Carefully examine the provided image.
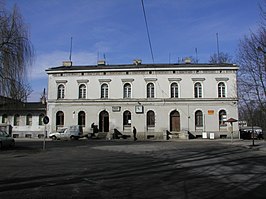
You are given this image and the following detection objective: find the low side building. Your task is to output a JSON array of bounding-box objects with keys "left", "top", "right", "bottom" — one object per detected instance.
[
  {"left": 46, "top": 61, "right": 239, "bottom": 140},
  {"left": 0, "top": 96, "right": 46, "bottom": 138}
]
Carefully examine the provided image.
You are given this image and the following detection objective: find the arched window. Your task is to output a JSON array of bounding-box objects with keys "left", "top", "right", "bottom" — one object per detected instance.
[
  {"left": 147, "top": 110, "right": 155, "bottom": 127},
  {"left": 57, "top": 84, "right": 65, "bottom": 99},
  {"left": 39, "top": 113, "right": 45, "bottom": 125},
  {"left": 219, "top": 110, "right": 227, "bottom": 126},
  {"left": 195, "top": 110, "right": 203, "bottom": 127},
  {"left": 171, "top": 82, "right": 178, "bottom": 98},
  {"left": 123, "top": 110, "right": 131, "bottom": 126},
  {"left": 147, "top": 83, "right": 154, "bottom": 98},
  {"left": 78, "top": 111, "right": 86, "bottom": 127},
  {"left": 101, "top": 83, "right": 108, "bottom": 98},
  {"left": 79, "top": 84, "right": 86, "bottom": 99},
  {"left": 2, "top": 114, "right": 7, "bottom": 123},
  {"left": 14, "top": 114, "right": 20, "bottom": 126},
  {"left": 56, "top": 111, "right": 64, "bottom": 126},
  {"left": 123, "top": 83, "right": 131, "bottom": 98},
  {"left": 26, "top": 114, "right": 32, "bottom": 126},
  {"left": 194, "top": 82, "right": 202, "bottom": 98},
  {"left": 218, "top": 82, "right": 226, "bottom": 98}
]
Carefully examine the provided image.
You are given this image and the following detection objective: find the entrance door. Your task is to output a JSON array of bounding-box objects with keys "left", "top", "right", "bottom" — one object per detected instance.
[
  {"left": 99, "top": 111, "right": 109, "bottom": 132},
  {"left": 170, "top": 110, "right": 180, "bottom": 131}
]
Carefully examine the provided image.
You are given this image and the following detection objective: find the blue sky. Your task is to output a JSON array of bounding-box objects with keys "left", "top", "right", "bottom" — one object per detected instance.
[{"left": 6, "top": 0, "right": 262, "bottom": 101}]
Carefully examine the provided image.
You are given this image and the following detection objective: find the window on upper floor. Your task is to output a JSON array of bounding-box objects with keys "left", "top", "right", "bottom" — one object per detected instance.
[
  {"left": 147, "top": 110, "right": 155, "bottom": 127},
  {"left": 14, "top": 114, "right": 20, "bottom": 126},
  {"left": 218, "top": 82, "right": 226, "bottom": 98},
  {"left": 56, "top": 111, "right": 64, "bottom": 126},
  {"left": 123, "top": 110, "right": 131, "bottom": 126},
  {"left": 78, "top": 111, "right": 86, "bottom": 127},
  {"left": 79, "top": 84, "right": 86, "bottom": 99},
  {"left": 57, "top": 84, "right": 65, "bottom": 99},
  {"left": 123, "top": 83, "right": 131, "bottom": 98},
  {"left": 195, "top": 110, "right": 203, "bottom": 127},
  {"left": 194, "top": 82, "right": 202, "bottom": 98},
  {"left": 2, "top": 114, "right": 7, "bottom": 123},
  {"left": 39, "top": 113, "right": 45, "bottom": 125},
  {"left": 171, "top": 82, "right": 179, "bottom": 98},
  {"left": 101, "top": 83, "right": 108, "bottom": 98},
  {"left": 26, "top": 114, "right": 32, "bottom": 126},
  {"left": 147, "top": 83, "right": 155, "bottom": 98}
]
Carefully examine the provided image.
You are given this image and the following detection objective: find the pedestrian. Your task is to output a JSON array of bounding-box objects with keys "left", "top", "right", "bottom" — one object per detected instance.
[{"left": 133, "top": 126, "right": 137, "bottom": 141}]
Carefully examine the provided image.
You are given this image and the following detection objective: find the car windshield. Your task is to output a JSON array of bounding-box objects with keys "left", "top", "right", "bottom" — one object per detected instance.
[
  {"left": 0, "top": 130, "right": 8, "bottom": 137},
  {"left": 59, "top": 129, "right": 66, "bottom": 133}
]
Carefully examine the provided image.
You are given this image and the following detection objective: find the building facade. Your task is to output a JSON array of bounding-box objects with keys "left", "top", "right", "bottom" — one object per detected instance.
[
  {"left": 0, "top": 96, "right": 46, "bottom": 138},
  {"left": 46, "top": 61, "right": 239, "bottom": 139}
]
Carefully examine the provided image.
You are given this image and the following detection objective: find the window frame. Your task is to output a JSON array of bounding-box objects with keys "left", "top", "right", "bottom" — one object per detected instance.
[
  {"left": 170, "top": 82, "right": 179, "bottom": 98},
  {"left": 123, "top": 83, "right": 131, "bottom": 98},
  {"left": 101, "top": 83, "right": 109, "bottom": 99},
  {"left": 26, "top": 113, "right": 33, "bottom": 126},
  {"left": 194, "top": 82, "right": 202, "bottom": 98},
  {"left": 123, "top": 110, "right": 131, "bottom": 126},
  {"left": 219, "top": 110, "right": 227, "bottom": 126},
  {"left": 57, "top": 84, "right": 65, "bottom": 99},
  {"left": 195, "top": 110, "right": 203, "bottom": 127},
  {"left": 78, "top": 111, "right": 86, "bottom": 127},
  {"left": 56, "top": 111, "right": 64, "bottom": 126},
  {"left": 218, "top": 82, "right": 226, "bottom": 98},
  {"left": 79, "top": 84, "right": 87, "bottom": 99},
  {"left": 147, "top": 110, "right": 155, "bottom": 127},
  {"left": 14, "top": 114, "right": 20, "bottom": 126},
  {"left": 147, "top": 83, "right": 155, "bottom": 98}
]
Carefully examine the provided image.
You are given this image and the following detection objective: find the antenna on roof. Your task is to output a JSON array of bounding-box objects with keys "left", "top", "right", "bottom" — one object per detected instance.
[
  {"left": 216, "top": 33, "right": 220, "bottom": 62},
  {"left": 195, "top": 48, "right": 198, "bottom": 63},
  {"left": 69, "top": 37, "right": 73, "bottom": 61}
]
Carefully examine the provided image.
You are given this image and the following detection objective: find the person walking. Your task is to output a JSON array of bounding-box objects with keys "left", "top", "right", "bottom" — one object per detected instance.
[{"left": 133, "top": 126, "right": 137, "bottom": 141}]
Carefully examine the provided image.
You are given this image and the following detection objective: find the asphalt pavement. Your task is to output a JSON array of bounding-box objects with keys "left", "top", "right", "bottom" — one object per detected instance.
[{"left": 0, "top": 138, "right": 266, "bottom": 199}]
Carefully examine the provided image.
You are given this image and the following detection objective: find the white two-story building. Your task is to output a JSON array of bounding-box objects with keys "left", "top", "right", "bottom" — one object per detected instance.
[{"left": 46, "top": 60, "right": 239, "bottom": 139}]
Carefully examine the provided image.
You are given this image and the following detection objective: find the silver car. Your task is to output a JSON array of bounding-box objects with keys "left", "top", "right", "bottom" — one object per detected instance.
[{"left": 0, "top": 130, "right": 15, "bottom": 149}]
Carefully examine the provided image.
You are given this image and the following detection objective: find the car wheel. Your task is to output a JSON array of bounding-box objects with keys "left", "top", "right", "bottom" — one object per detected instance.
[
  {"left": 51, "top": 136, "right": 57, "bottom": 140},
  {"left": 70, "top": 136, "right": 75, "bottom": 140},
  {"left": 10, "top": 140, "right": 15, "bottom": 148}
]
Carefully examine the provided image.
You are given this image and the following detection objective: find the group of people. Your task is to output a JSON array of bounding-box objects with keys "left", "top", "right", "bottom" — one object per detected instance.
[{"left": 91, "top": 123, "right": 138, "bottom": 141}]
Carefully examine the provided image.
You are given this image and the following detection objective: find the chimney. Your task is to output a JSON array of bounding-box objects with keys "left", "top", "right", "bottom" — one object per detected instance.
[
  {"left": 133, "top": 59, "right": 142, "bottom": 65},
  {"left": 97, "top": 60, "right": 106, "bottom": 66},
  {"left": 184, "top": 57, "right": 191, "bottom": 64},
  {"left": 62, "top": 61, "right": 72, "bottom": 67}
]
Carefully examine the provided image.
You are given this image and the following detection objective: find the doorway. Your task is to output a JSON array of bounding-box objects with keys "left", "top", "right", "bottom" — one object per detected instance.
[
  {"left": 99, "top": 110, "right": 109, "bottom": 132},
  {"left": 170, "top": 110, "right": 180, "bottom": 132}
]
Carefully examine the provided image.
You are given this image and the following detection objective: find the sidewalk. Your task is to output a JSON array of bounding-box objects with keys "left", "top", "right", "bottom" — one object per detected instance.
[{"left": 225, "top": 139, "right": 266, "bottom": 151}]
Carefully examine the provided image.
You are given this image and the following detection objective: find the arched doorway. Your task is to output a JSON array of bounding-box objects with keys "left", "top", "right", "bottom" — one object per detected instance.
[
  {"left": 170, "top": 110, "right": 180, "bottom": 132},
  {"left": 99, "top": 110, "right": 109, "bottom": 132}
]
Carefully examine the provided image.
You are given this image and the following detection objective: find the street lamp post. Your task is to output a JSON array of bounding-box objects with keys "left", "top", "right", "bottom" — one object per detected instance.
[{"left": 41, "top": 88, "right": 49, "bottom": 150}]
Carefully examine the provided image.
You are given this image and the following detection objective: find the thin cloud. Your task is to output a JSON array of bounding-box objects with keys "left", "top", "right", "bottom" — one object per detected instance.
[{"left": 28, "top": 51, "right": 98, "bottom": 80}]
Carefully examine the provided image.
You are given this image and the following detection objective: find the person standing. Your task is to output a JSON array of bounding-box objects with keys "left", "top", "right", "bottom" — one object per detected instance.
[{"left": 133, "top": 126, "right": 137, "bottom": 141}]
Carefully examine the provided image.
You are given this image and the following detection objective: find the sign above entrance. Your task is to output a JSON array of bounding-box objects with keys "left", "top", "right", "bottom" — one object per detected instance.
[
  {"left": 135, "top": 105, "right": 144, "bottom": 113},
  {"left": 112, "top": 106, "right": 121, "bottom": 112},
  {"left": 208, "top": 110, "right": 214, "bottom": 115}
]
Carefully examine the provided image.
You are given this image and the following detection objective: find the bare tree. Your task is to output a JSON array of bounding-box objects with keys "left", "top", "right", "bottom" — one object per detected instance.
[
  {"left": 0, "top": 3, "right": 34, "bottom": 102},
  {"left": 209, "top": 52, "right": 233, "bottom": 64},
  {"left": 237, "top": 1, "right": 266, "bottom": 130}
]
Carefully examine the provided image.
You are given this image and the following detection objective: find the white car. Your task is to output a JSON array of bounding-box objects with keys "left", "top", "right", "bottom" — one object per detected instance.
[
  {"left": 0, "top": 130, "right": 15, "bottom": 149},
  {"left": 49, "top": 125, "right": 83, "bottom": 140}
]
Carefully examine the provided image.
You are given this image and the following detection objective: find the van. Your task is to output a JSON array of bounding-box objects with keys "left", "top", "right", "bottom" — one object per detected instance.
[{"left": 49, "top": 125, "right": 83, "bottom": 140}]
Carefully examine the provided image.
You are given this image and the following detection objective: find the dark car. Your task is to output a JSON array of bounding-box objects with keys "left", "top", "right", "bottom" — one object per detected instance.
[
  {"left": 0, "top": 130, "right": 15, "bottom": 149},
  {"left": 240, "top": 127, "right": 264, "bottom": 140}
]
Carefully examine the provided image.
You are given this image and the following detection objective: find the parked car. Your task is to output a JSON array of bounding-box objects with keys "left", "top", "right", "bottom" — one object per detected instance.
[
  {"left": 49, "top": 125, "right": 83, "bottom": 140},
  {"left": 0, "top": 130, "right": 15, "bottom": 149},
  {"left": 240, "top": 126, "right": 264, "bottom": 140}
]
